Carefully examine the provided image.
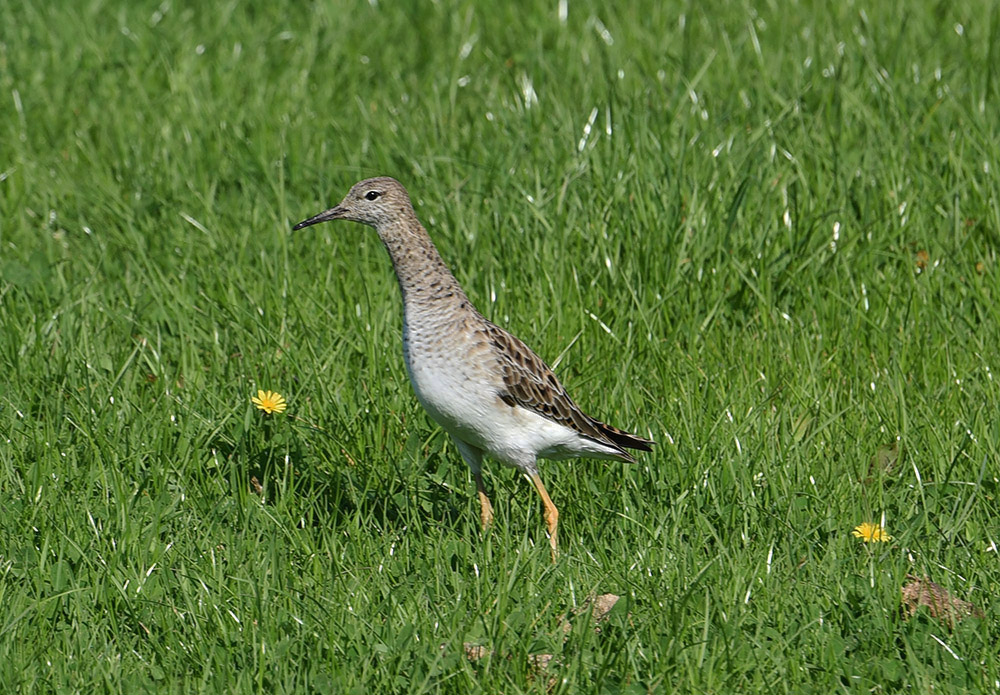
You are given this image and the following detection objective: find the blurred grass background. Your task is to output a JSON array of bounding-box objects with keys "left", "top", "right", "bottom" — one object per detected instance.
[{"left": 1, "top": 0, "right": 998, "bottom": 692}]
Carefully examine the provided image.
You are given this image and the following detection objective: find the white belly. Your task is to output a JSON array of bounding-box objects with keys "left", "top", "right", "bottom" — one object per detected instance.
[
  {"left": 402, "top": 318, "right": 619, "bottom": 470},
  {"left": 402, "top": 325, "right": 503, "bottom": 444}
]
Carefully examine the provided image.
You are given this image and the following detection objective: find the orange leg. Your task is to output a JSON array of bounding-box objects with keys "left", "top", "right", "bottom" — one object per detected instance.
[
  {"left": 474, "top": 471, "right": 494, "bottom": 529},
  {"left": 529, "top": 473, "right": 559, "bottom": 562}
]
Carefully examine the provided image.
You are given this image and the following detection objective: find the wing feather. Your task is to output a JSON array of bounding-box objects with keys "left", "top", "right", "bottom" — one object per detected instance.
[{"left": 482, "top": 321, "right": 653, "bottom": 457}]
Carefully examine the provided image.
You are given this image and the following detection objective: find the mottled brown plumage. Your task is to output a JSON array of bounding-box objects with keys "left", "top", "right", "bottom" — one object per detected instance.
[{"left": 484, "top": 320, "right": 653, "bottom": 460}]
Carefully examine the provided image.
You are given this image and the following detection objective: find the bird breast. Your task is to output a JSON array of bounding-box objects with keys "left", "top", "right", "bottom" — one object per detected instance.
[{"left": 401, "top": 308, "right": 500, "bottom": 429}]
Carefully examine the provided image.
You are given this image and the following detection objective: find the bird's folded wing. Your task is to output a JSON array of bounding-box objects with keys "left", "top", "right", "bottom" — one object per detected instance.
[{"left": 482, "top": 321, "right": 622, "bottom": 447}]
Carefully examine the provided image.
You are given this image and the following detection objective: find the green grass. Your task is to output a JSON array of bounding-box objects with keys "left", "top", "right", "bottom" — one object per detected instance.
[{"left": 2, "top": 0, "right": 999, "bottom": 691}]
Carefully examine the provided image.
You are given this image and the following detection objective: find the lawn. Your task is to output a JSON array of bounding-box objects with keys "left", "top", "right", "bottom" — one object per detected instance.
[{"left": 1, "top": 0, "right": 998, "bottom": 692}]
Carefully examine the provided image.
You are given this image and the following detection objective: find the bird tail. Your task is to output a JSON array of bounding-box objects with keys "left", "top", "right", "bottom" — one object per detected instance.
[{"left": 594, "top": 420, "right": 655, "bottom": 455}]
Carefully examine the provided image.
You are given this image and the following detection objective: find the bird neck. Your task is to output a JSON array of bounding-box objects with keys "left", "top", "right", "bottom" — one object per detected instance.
[{"left": 376, "top": 220, "right": 471, "bottom": 313}]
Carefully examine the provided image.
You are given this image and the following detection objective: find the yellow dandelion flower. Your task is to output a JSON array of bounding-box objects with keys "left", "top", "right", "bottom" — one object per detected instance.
[
  {"left": 252, "top": 390, "right": 287, "bottom": 414},
  {"left": 852, "top": 522, "right": 891, "bottom": 543}
]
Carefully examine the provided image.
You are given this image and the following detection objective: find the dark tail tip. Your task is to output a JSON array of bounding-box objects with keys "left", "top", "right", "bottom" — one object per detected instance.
[{"left": 596, "top": 421, "right": 655, "bottom": 453}]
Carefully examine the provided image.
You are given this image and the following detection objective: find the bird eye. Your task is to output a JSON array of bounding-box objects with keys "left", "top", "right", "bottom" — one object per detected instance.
[{"left": 364, "top": 190, "right": 381, "bottom": 201}]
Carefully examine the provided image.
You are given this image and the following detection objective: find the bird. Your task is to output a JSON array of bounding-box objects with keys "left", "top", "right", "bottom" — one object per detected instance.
[{"left": 293, "top": 177, "right": 653, "bottom": 560}]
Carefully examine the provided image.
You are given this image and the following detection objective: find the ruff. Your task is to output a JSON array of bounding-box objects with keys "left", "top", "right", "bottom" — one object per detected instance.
[{"left": 294, "top": 177, "right": 653, "bottom": 559}]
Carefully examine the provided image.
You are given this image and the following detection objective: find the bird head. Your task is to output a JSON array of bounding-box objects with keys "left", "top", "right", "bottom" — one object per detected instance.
[{"left": 292, "top": 176, "right": 414, "bottom": 231}]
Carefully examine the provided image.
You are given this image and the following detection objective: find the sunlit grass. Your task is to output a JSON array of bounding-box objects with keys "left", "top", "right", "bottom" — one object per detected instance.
[{"left": 1, "top": 0, "right": 997, "bottom": 692}]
